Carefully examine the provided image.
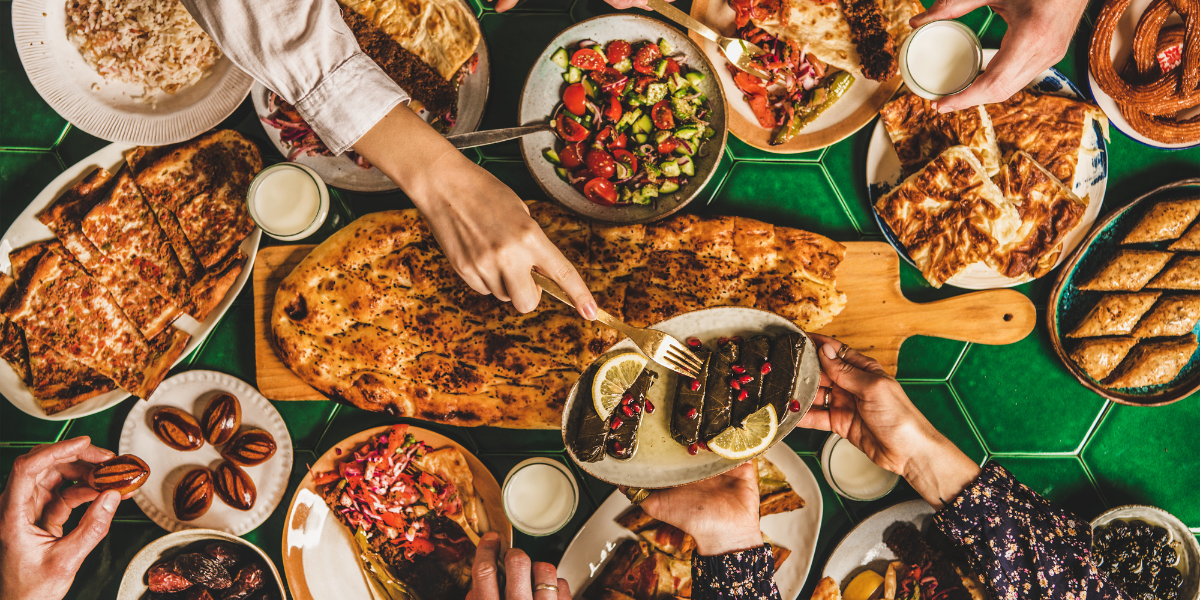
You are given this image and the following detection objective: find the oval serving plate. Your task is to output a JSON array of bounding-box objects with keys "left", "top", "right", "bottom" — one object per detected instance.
[
  {"left": 518, "top": 14, "right": 728, "bottom": 225},
  {"left": 822, "top": 499, "right": 933, "bottom": 590},
  {"left": 282, "top": 425, "right": 512, "bottom": 600},
  {"left": 688, "top": 0, "right": 916, "bottom": 153},
  {"left": 561, "top": 306, "right": 820, "bottom": 489},
  {"left": 867, "top": 50, "right": 1110, "bottom": 290},
  {"left": 1049, "top": 178, "right": 1200, "bottom": 406},
  {"left": 1091, "top": 504, "right": 1200, "bottom": 600}
]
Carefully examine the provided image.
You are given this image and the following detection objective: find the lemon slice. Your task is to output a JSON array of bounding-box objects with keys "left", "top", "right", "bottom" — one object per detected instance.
[
  {"left": 708, "top": 404, "right": 778, "bottom": 460},
  {"left": 591, "top": 351, "right": 648, "bottom": 420},
  {"left": 844, "top": 571, "right": 883, "bottom": 600}
]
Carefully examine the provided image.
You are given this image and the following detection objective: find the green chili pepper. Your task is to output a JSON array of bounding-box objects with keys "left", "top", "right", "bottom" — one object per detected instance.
[{"left": 770, "top": 71, "right": 855, "bottom": 146}]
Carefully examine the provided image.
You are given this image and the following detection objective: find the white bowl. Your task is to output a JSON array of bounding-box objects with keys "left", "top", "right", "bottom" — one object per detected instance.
[
  {"left": 1091, "top": 504, "right": 1200, "bottom": 600},
  {"left": 117, "top": 529, "right": 287, "bottom": 600}
]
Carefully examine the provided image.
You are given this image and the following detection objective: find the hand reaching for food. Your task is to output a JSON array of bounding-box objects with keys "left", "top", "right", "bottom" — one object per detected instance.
[
  {"left": 798, "top": 334, "right": 981, "bottom": 510},
  {"left": 466, "top": 532, "right": 572, "bottom": 600},
  {"left": 631, "top": 461, "right": 764, "bottom": 556},
  {"left": 0, "top": 437, "right": 127, "bottom": 600},
  {"left": 910, "top": 0, "right": 1089, "bottom": 113}
]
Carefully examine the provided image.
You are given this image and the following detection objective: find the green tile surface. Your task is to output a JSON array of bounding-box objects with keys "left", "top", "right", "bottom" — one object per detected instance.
[{"left": 2, "top": 1, "right": 1200, "bottom": 600}]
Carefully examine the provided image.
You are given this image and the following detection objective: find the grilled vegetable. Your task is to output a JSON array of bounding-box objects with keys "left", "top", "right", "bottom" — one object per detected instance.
[
  {"left": 770, "top": 72, "right": 855, "bottom": 146},
  {"left": 607, "top": 368, "right": 659, "bottom": 460},
  {"left": 671, "top": 350, "right": 711, "bottom": 447},
  {"left": 701, "top": 340, "right": 740, "bottom": 441},
  {"left": 571, "top": 368, "right": 610, "bottom": 463},
  {"left": 762, "top": 332, "right": 806, "bottom": 422},
  {"left": 732, "top": 335, "right": 770, "bottom": 425}
]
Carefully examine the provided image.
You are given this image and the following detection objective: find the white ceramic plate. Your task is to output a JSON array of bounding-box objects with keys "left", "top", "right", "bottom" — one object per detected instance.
[
  {"left": 116, "top": 528, "right": 288, "bottom": 600},
  {"left": 561, "top": 306, "right": 820, "bottom": 489},
  {"left": 252, "top": 1, "right": 490, "bottom": 193},
  {"left": 119, "top": 370, "right": 293, "bottom": 535},
  {"left": 821, "top": 499, "right": 933, "bottom": 588},
  {"left": 281, "top": 425, "right": 512, "bottom": 600},
  {"left": 11, "top": 0, "right": 252, "bottom": 145},
  {"left": 557, "top": 444, "right": 823, "bottom": 600},
  {"left": 1092, "top": 504, "right": 1200, "bottom": 600},
  {"left": 866, "top": 49, "right": 1110, "bottom": 290},
  {"left": 0, "top": 142, "right": 261, "bottom": 420},
  {"left": 1087, "top": 0, "right": 1200, "bottom": 151}
]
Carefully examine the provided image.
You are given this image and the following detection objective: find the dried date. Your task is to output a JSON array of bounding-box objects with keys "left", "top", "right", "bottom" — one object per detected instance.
[
  {"left": 152, "top": 407, "right": 205, "bottom": 451},
  {"left": 220, "top": 430, "right": 276, "bottom": 467},
  {"left": 147, "top": 561, "right": 193, "bottom": 593},
  {"left": 87, "top": 455, "right": 150, "bottom": 494},
  {"left": 173, "top": 468, "right": 214, "bottom": 521},
  {"left": 201, "top": 393, "right": 241, "bottom": 446},
  {"left": 222, "top": 563, "right": 265, "bottom": 600},
  {"left": 213, "top": 462, "right": 256, "bottom": 510},
  {"left": 173, "top": 553, "right": 232, "bottom": 590},
  {"left": 203, "top": 542, "right": 244, "bottom": 569},
  {"left": 185, "top": 588, "right": 215, "bottom": 600}
]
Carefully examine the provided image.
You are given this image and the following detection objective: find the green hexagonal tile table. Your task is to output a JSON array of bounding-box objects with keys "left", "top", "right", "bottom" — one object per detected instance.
[{"left": 2, "top": 1, "right": 1199, "bottom": 599}]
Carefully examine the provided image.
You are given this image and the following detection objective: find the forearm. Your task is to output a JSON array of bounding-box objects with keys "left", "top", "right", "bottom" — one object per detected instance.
[
  {"left": 351, "top": 104, "right": 467, "bottom": 203},
  {"left": 691, "top": 545, "right": 781, "bottom": 600},
  {"left": 900, "top": 431, "right": 981, "bottom": 511}
]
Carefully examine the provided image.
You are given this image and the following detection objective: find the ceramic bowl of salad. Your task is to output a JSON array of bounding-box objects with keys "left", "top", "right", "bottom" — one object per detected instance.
[{"left": 519, "top": 14, "right": 728, "bottom": 224}]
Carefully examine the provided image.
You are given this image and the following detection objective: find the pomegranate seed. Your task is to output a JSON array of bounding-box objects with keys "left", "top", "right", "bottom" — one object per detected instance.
[
  {"left": 730, "top": 378, "right": 741, "bottom": 390},
  {"left": 760, "top": 362, "right": 772, "bottom": 375},
  {"left": 699, "top": 440, "right": 710, "bottom": 451},
  {"left": 687, "top": 443, "right": 699, "bottom": 455},
  {"left": 789, "top": 400, "right": 802, "bottom": 412},
  {"left": 632, "top": 402, "right": 642, "bottom": 414},
  {"left": 687, "top": 337, "right": 702, "bottom": 348},
  {"left": 689, "top": 378, "right": 702, "bottom": 391},
  {"left": 622, "top": 393, "right": 633, "bottom": 405},
  {"left": 611, "top": 417, "right": 623, "bottom": 430},
  {"left": 731, "top": 365, "right": 746, "bottom": 374},
  {"left": 611, "top": 440, "right": 624, "bottom": 453},
  {"left": 685, "top": 407, "right": 698, "bottom": 419},
  {"left": 730, "top": 336, "right": 743, "bottom": 344},
  {"left": 645, "top": 400, "right": 655, "bottom": 413},
  {"left": 717, "top": 337, "right": 729, "bottom": 346},
  {"left": 738, "top": 389, "right": 749, "bottom": 401},
  {"left": 740, "top": 375, "right": 754, "bottom": 384},
  {"left": 622, "top": 405, "right": 634, "bottom": 418}
]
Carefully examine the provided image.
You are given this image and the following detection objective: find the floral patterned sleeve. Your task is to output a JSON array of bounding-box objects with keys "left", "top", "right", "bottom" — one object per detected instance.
[
  {"left": 933, "top": 462, "right": 1129, "bottom": 600},
  {"left": 691, "top": 544, "right": 782, "bottom": 600}
]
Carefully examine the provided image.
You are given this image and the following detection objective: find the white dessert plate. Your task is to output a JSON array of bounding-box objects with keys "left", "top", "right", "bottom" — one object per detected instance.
[{"left": 821, "top": 498, "right": 933, "bottom": 588}]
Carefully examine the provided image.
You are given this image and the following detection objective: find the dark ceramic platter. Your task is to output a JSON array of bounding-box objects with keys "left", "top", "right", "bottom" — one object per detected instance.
[{"left": 1049, "top": 178, "right": 1200, "bottom": 406}]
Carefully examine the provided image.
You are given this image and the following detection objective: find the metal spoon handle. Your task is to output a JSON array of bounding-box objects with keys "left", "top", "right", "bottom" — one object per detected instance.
[
  {"left": 445, "top": 124, "right": 552, "bottom": 149},
  {"left": 645, "top": 0, "right": 720, "bottom": 43}
]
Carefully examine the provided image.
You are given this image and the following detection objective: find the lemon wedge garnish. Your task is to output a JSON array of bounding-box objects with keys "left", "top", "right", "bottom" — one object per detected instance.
[
  {"left": 707, "top": 404, "right": 778, "bottom": 460},
  {"left": 591, "top": 351, "right": 647, "bottom": 420},
  {"left": 844, "top": 570, "right": 884, "bottom": 600}
]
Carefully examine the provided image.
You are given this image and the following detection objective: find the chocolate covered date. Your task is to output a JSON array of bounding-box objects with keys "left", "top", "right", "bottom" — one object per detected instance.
[
  {"left": 201, "top": 393, "right": 241, "bottom": 445},
  {"left": 147, "top": 561, "right": 193, "bottom": 594},
  {"left": 152, "top": 407, "right": 205, "bottom": 451},
  {"left": 220, "top": 430, "right": 276, "bottom": 467},
  {"left": 173, "top": 553, "right": 232, "bottom": 590},
  {"left": 213, "top": 461, "right": 256, "bottom": 510},
  {"left": 223, "top": 563, "right": 265, "bottom": 600},
  {"left": 87, "top": 455, "right": 150, "bottom": 494},
  {"left": 173, "top": 467, "right": 214, "bottom": 521},
  {"left": 203, "top": 541, "right": 244, "bottom": 569}
]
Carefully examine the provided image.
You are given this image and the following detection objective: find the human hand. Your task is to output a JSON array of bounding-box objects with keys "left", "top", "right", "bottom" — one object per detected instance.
[
  {"left": 494, "top": 0, "right": 652, "bottom": 12},
  {"left": 466, "top": 532, "right": 572, "bottom": 600},
  {"left": 632, "top": 462, "right": 763, "bottom": 556},
  {"left": 0, "top": 437, "right": 124, "bottom": 600},
  {"left": 910, "top": 0, "right": 1089, "bottom": 113},
  {"left": 798, "top": 334, "right": 980, "bottom": 509}
]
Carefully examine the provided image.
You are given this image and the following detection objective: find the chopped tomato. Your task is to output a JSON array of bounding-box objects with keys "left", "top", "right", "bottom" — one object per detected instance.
[
  {"left": 729, "top": 0, "right": 753, "bottom": 27},
  {"left": 657, "top": 137, "right": 679, "bottom": 155},
  {"left": 561, "top": 142, "right": 586, "bottom": 169},
  {"left": 745, "top": 94, "right": 775, "bottom": 128},
  {"left": 563, "top": 83, "right": 587, "bottom": 116},
  {"left": 584, "top": 178, "right": 618, "bottom": 206},
  {"left": 733, "top": 71, "right": 767, "bottom": 95},
  {"left": 632, "top": 76, "right": 654, "bottom": 94},
  {"left": 606, "top": 40, "right": 632, "bottom": 64},
  {"left": 556, "top": 113, "right": 589, "bottom": 142},
  {"left": 607, "top": 132, "right": 627, "bottom": 150},
  {"left": 585, "top": 149, "right": 616, "bottom": 179},
  {"left": 604, "top": 95, "right": 623, "bottom": 122},
  {"left": 664, "top": 58, "right": 680, "bottom": 76},
  {"left": 632, "top": 43, "right": 662, "bottom": 75},
  {"left": 381, "top": 511, "right": 406, "bottom": 529},
  {"left": 612, "top": 148, "right": 637, "bottom": 173},
  {"left": 652, "top": 101, "right": 674, "bottom": 130},
  {"left": 592, "top": 68, "right": 628, "bottom": 94},
  {"left": 570, "top": 48, "right": 606, "bottom": 71}
]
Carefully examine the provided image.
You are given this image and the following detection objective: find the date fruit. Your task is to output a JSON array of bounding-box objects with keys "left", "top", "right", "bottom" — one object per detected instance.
[
  {"left": 147, "top": 561, "right": 193, "bottom": 593},
  {"left": 223, "top": 563, "right": 265, "bottom": 600},
  {"left": 220, "top": 430, "right": 276, "bottom": 466},
  {"left": 173, "top": 553, "right": 232, "bottom": 590},
  {"left": 204, "top": 541, "right": 244, "bottom": 569},
  {"left": 152, "top": 407, "right": 205, "bottom": 451},
  {"left": 214, "top": 461, "right": 256, "bottom": 510},
  {"left": 173, "top": 468, "right": 214, "bottom": 521},
  {"left": 185, "top": 587, "right": 215, "bottom": 600},
  {"left": 87, "top": 454, "right": 150, "bottom": 494},
  {"left": 201, "top": 393, "right": 241, "bottom": 445}
]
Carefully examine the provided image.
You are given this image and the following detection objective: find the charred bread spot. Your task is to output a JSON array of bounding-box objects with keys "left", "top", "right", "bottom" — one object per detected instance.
[{"left": 284, "top": 294, "right": 308, "bottom": 321}]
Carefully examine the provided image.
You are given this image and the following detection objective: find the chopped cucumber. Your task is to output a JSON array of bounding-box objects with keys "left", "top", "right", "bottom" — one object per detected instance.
[
  {"left": 659, "top": 179, "right": 680, "bottom": 194},
  {"left": 543, "top": 149, "right": 561, "bottom": 165},
  {"left": 671, "top": 73, "right": 687, "bottom": 91},
  {"left": 566, "top": 66, "right": 582, "bottom": 83},
  {"left": 620, "top": 187, "right": 633, "bottom": 203},
  {"left": 582, "top": 78, "right": 597, "bottom": 98},
  {"left": 674, "top": 126, "right": 698, "bottom": 140},
  {"left": 671, "top": 97, "right": 696, "bottom": 120},
  {"left": 645, "top": 83, "right": 669, "bottom": 105},
  {"left": 653, "top": 59, "right": 668, "bottom": 79},
  {"left": 613, "top": 58, "right": 633, "bottom": 74},
  {"left": 701, "top": 126, "right": 717, "bottom": 139},
  {"left": 642, "top": 184, "right": 659, "bottom": 198},
  {"left": 551, "top": 48, "right": 570, "bottom": 69},
  {"left": 628, "top": 95, "right": 643, "bottom": 108},
  {"left": 615, "top": 108, "right": 642, "bottom": 132},
  {"left": 679, "top": 158, "right": 695, "bottom": 176},
  {"left": 658, "top": 38, "right": 672, "bottom": 56},
  {"left": 653, "top": 129, "right": 673, "bottom": 144},
  {"left": 591, "top": 45, "right": 603, "bottom": 54},
  {"left": 673, "top": 87, "right": 691, "bottom": 98},
  {"left": 661, "top": 160, "right": 681, "bottom": 177},
  {"left": 674, "top": 140, "right": 694, "bottom": 156},
  {"left": 631, "top": 189, "right": 651, "bottom": 205},
  {"left": 633, "top": 115, "right": 653, "bottom": 134},
  {"left": 555, "top": 167, "right": 571, "bottom": 181},
  {"left": 667, "top": 76, "right": 679, "bottom": 95},
  {"left": 685, "top": 71, "right": 706, "bottom": 89},
  {"left": 645, "top": 163, "right": 663, "bottom": 182},
  {"left": 635, "top": 133, "right": 649, "bottom": 144}
]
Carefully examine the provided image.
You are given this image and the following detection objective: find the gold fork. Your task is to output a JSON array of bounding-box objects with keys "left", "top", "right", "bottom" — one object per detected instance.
[
  {"left": 645, "top": 0, "right": 771, "bottom": 80},
  {"left": 532, "top": 271, "right": 702, "bottom": 379}
]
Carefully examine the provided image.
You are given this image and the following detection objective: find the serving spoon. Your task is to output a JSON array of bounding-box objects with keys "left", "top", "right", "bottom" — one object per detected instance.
[
  {"left": 644, "top": 0, "right": 770, "bottom": 80},
  {"left": 445, "top": 123, "right": 554, "bottom": 149}
]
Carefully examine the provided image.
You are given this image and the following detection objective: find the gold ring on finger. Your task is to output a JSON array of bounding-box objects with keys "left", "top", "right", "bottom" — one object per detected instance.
[
  {"left": 535, "top": 584, "right": 560, "bottom": 592},
  {"left": 837, "top": 345, "right": 852, "bottom": 360}
]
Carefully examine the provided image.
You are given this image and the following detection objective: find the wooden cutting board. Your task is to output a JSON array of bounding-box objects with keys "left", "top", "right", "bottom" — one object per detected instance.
[{"left": 253, "top": 242, "right": 1036, "bottom": 400}]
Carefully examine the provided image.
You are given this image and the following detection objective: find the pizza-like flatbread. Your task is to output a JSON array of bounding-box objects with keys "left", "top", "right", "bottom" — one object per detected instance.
[
  {"left": 875, "top": 146, "right": 1019, "bottom": 287},
  {"left": 992, "top": 151, "right": 1088, "bottom": 279},
  {"left": 1123, "top": 197, "right": 1200, "bottom": 245},
  {"left": 1070, "top": 336, "right": 1139, "bottom": 381},
  {"left": 1104, "top": 334, "right": 1198, "bottom": 389},
  {"left": 1079, "top": 250, "right": 1173, "bottom": 292},
  {"left": 0, "top": 275, "right": 30, "bottom": 385},
  {"left": 879, "top": 93, "right": 1001, "bottom": 177},
  {"left": 984, "top": 89, "right": 1109, "bottom": 190},
  {"left": 185, "top": 251, "right": 246, "bottom": 322},
  {"left": 1066, "top": 292, "right": 1160, "bottom": 338},
  {"left": 23, "top": 334, "right": 118, "bottom": 415},
  {"left": 1147, "top": 255, "right": 1200, "bottom": 290},
  {"left": 810, "top": 576, "right": 842, "bottom": 600},
  {"left": 339, "top": 0, "right": 480, "bottom": 81},
  {"left": 1132, "top": 294, "right": 1200, "bottom": 337}
]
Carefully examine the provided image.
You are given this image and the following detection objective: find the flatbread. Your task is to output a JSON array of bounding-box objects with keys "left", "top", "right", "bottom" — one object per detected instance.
[
  {"left": 875, "top": 146, "right": 1019, "bottom": 287},
  {"left": 1123, "top": 197, "right": 1200, "bottom": 245},
  {"left": 416, "top": 446, "right": 480, "bottom": 533},
  {"left": 1079, "top": 250, "right": 1173, "bottom": 291},
  {"left": 1132, "top": 294, "right": 1200, "bottom": 337},
  {"left": 992, "top": 151, "right": 1088, "bottom": 279},
  {"left": 1147, "top": 255, "right": 1200, "bottom": 290},
  {"left": 984, "top": 89, "right": 1109, "bottom": 190},
  {"left": 272, "top": 203, "right": 847, "bottom": 428},
  {"left": 1070, "top": 336, "right": 1139, "bottom": 380},
  {"left": 185, "top": 251, "right": 246, "bottom": 322},
  {"left": 811, "top": 576, "right": 842, "bottom": 600},
  {"left": 1066, "top": 292, "right": 1160, "bottom": 338},
  {"left": 340, "top": 0, "right": 480, "bottom": 81},
  {"left": 754, "top": 0, "right": 921, "bottom": 77},
  {"left": 879, "top": 93, "right": 1002, "bottom": 177},
  {"left": 1104, "top": 334, "right": 1198, "bottom": 388}
]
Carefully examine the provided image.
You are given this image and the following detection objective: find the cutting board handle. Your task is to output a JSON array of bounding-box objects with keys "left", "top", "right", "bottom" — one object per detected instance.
[{"left": 902, "top": 289, "right": 1036, "bottom": 345}]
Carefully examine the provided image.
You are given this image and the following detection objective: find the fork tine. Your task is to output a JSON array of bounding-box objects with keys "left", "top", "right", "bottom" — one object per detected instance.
[
  {"left": 664, "top": 338, "right": 704, "bottom": 370},
  {"left": 662, "top": 347, "right": 701, "bottom": 378}
]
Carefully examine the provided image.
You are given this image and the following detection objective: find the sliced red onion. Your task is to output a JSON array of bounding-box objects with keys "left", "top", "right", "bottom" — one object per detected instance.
[
  {"left": 578, "top": 39, "right": 598, "bottom": 49},
  {"left": 675, "top": 139, "right": 695, "bottom": 155},
  {"left": 567, "top": 171, "right": 590, "bottom": 185},
  {"left": 639, "top": 144, "right": 655, "bottom": 155}
]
